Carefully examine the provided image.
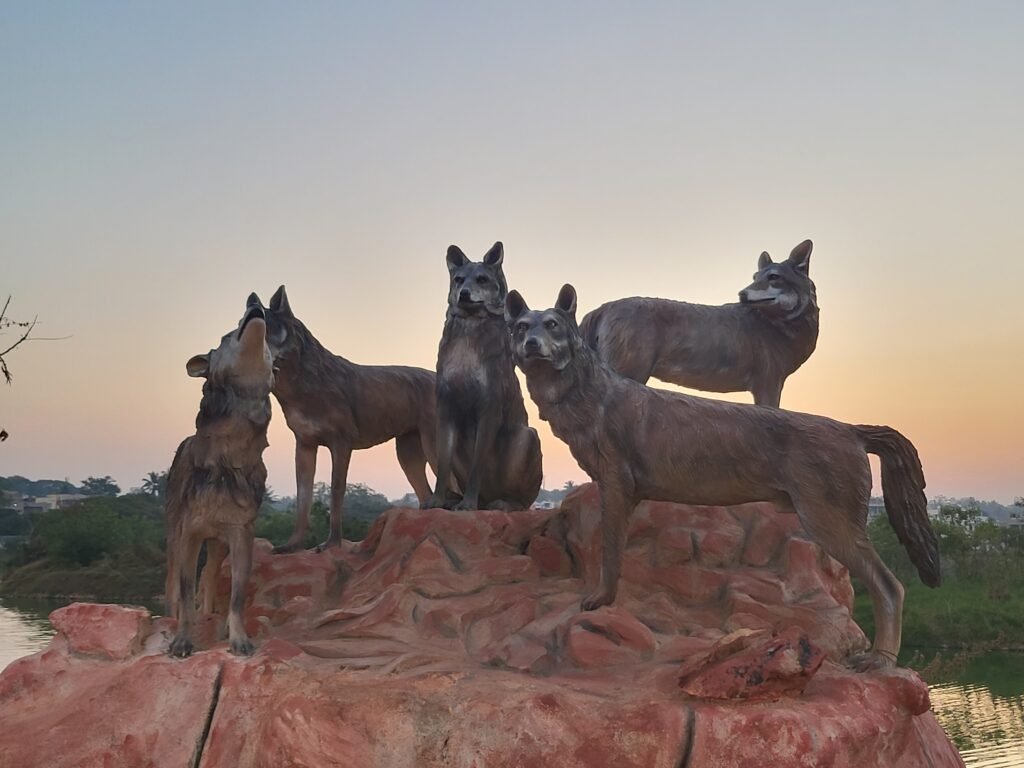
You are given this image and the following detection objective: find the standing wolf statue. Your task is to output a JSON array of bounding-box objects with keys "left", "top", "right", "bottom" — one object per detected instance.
[
  {"left": 507, "top": 283, "right": 940, "bottom": 670},
  {"left": 579, "top": 240, "right": 817, "bottom": 407},
  {"left": 248, "top": 287, "right": 442, "bottom": 550}
]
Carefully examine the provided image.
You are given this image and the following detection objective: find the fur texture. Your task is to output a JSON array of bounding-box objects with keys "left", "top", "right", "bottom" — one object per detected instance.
[
  {"left": 251, "top": 286, "right": 442, "bottom": 551},
  {"left": 507, "top": 283, "right": 939, "bottom": 670},
  {"left": 579, "top": 240, "right": 818, "bottom": 407},
  {"left": 429, "top": 242, "right": 542, "bottom": 511},
  {"left": 165, "top": 304, "right": 273, "bottom": 658}
]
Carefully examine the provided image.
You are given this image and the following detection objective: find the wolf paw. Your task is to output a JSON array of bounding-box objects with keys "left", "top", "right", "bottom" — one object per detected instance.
[
  {"left": 581, "top": 589, "right": 615, "bottom": 612},
  {"left": 168, "top": 635, "right": 194, "bottom": 658},
  {"left": 272, "top": 539, "right": 304, "bottom": 555},
  {"left": 315, "top": 536, "right": 343, "bottom": 553},
  {"left": 846, "top": 650, "right": 897, "bottom": 672},
  {"left": 230, "top": 637, "right": 255, "bottom": 656}
]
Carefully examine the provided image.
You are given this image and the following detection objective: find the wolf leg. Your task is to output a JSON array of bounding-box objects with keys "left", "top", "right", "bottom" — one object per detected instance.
[
  {"left": 489, "top": 426, "right": 542, "bottom": 511},
  {"left": 396, "top": 431, "right": 433, "bottom": 507},
  {"left": 225, "top": 525, "right": 255, "bottom": 656},
  {"left": 169, "top": 532, "right": 204, "bottom": 658},
  {"left": 792, "top": 495, "right": 904, "bottom": 669},
  {"left": 319, "top": 442, "right": 351, "bottom": 549},
  {"left": 582, "top": 474, "right": 635, "bottom": 611},
  {"left": 199, "top": 538, "right": 228, "bottom": 615},
  {"left": 274, "top": 441, "right": 317, "bottom": 554},
  {"left": 455, "top": 411, "right": 499, "bottom": 511},
  {"left": 752, "top": 380, "right": 784, "bottom": 408},
  {"left": 428, "top": 409, "right": 458, "bottom": 509}
]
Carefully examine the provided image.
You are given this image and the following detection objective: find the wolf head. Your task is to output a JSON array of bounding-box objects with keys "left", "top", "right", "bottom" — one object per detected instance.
[
  {"left": 505, "top": 284, "right": 582, "bottom": 373},
  {"left": 243, "top": 286, "right": 301, "bottom": 364},
  {"left": 446, "top": 242, "right": 508, "bottom": 318},
  {"left": 186, "top": 302, "right": 274, "bottom": 425},
  {"left": 738, "top": 240, "right": 816, "bottom": 319}
]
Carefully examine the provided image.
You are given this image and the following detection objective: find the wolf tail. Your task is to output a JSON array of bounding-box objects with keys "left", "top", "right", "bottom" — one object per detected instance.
[{"left": 857, "top": 424, "right": 941, "bottom": 587}]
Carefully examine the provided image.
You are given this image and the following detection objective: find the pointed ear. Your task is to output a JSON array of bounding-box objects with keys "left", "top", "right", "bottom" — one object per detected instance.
[
  {"left": 555, "top": 284, "right": 577, "bottom": 318},
  {"left": 788, "top": 240, "right": 812, "bottom": 274},
  {"left": 446, "top": 245, "right": 469, "bottom": 273},
  {"left": 505, "top": 290, "right": 529, "bottom": 324},
  {"left": 483, "top": 241, "right": 504, "bottom": 267},
  {"left": 246, "top": 292, "right": 264, "bottom": 309},
  {"left": 758, "top": 251, "right": 773, "bottom": 270},
  {"left": 186, "top": 354, "right": 210, "bottom": 378},
  {"left": 269, "top": 285, "right": 292, "bottom": 316}
]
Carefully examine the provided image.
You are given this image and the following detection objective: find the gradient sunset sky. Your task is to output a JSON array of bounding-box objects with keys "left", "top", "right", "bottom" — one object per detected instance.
[{"left": 2, "top": 3, "right": 1022, "bottom": 503}]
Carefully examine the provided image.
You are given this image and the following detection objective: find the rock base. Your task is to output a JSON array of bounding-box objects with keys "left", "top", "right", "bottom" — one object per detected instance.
[{"left": 0, "top": 484, "right": 964, "bottom": 767}]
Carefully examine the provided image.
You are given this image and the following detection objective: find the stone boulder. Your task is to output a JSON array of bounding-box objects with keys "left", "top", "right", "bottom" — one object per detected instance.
[{"left": 0, "top": 483, "right": 964, "bottom": 767}]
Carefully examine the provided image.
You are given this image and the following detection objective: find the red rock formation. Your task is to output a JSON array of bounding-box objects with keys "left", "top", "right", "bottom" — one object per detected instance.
[{"left": 0, "top": 484, "right": 964, "bottom": 767}]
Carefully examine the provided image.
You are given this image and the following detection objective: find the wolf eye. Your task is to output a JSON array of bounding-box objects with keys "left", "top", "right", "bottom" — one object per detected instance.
[
  {"left": 769, "top": 275, "right": 782, "bottom": 284},
  {"left": 544, "top": 319, "right": 558, "bottom": 330},
  {"left": 515, "top": 322, "right": 528, "bottom": 335},
  {"left": 476, "top": 275, "right": 488, "bottom": 285},
  {"left": 454, "top": 276, "right": 464, "bottom": 285}
]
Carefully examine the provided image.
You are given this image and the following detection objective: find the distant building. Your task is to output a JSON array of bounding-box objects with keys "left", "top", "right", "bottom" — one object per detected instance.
[
  {"left": 21, "top": 493, "right": 89, "bottom": 513},
  {"left": 1008, "top": 509, "right": 1024, "bottom": 530}
]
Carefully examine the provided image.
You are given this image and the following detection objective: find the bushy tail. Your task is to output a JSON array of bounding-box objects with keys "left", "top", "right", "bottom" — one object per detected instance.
[{"left": 858, "top": 425, "right": 941, "bottom": 587}]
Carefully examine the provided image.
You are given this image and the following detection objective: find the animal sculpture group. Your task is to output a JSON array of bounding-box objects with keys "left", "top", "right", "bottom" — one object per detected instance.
[{"left": 166, "top": 239, "right": 940, "bottom": 672}]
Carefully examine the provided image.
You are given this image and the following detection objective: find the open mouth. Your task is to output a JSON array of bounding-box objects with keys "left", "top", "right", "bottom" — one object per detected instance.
[
  {"left": 741, "top": 295, "right": 777, "bottom": 305},
  {"left": 237, "top": 304, "right": 265, "bottom": 338}
]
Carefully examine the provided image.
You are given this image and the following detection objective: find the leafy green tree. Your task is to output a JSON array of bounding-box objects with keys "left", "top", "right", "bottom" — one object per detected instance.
[
  {"left": 140, "top": 471, "right": 168, "bottom": 499},
  {"left": 81, "top": 476, "right": 121, "bottom": 496}
]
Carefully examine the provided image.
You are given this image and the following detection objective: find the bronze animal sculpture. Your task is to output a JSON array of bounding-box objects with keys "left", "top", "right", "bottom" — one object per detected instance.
[
  {"left": 507, "top": 283, "right": 939, "bottom": 670},
  {"left": 165, "top": 302, "right": 273, "bottom": 657},
  {"left": 248, "top": 287, "right": 442, "bottom": 551},
  {"left": 428, "top": 242, "right": 543, "bottom": 511},
  {"left": 579, "top": 240, "right": 817, "bottom": 407}
]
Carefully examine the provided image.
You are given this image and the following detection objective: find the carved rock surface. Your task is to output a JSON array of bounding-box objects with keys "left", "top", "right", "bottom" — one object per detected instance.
[{"left": 0, "top": 483, "right": 964, "bottom": 768}]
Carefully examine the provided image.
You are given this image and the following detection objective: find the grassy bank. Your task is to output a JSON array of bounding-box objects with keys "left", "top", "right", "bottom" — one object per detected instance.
[
  {"left": 0, "top": 489, "right": 381, "bottom": 602},
  {"left": 0, "top": 555, "right": 165, "bottom": 601},
  {"left": 854, "top": 581, "right": 1024, "bottom": 651}
]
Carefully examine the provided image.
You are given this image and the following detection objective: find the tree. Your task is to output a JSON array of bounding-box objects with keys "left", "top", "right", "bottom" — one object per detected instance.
[
  {"left": 0, "top": 296, "right": 37, "bottom": 387},
  {"left": 1, "top": 296, "right": 67, "bottom": 441},
  {"left": 140, "top": 471, "right": 168, "bottom": 499},
  {"left": 81, "top": 476, "right": 121, "bottom": 497}
]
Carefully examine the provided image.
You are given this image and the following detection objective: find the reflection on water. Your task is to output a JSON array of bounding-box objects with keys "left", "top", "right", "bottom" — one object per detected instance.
[
  {"left": 928, "top": 652, "right": 1024, "bottom": 768},
  {"left": 0, "top": 596, "right": 65, "bottom": 670},
  {"left": 0, "top": 599, "right": 1022, "bottom": 766}
]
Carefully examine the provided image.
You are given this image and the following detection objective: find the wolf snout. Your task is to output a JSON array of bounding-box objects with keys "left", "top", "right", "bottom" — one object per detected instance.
[
  {"left": 739, "top": 290, "right": 750, "bottom": 303},
  {"left": 459, "top": 289, "right": 472, "bottom": 304}
]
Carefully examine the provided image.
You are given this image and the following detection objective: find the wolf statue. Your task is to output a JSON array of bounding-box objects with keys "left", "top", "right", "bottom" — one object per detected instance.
[
  {"left": 507, "top": 283, "right": 939, "bottom": 670},
  {"left": 249, "top": 287, "right": 442, "bottom": 551},
  {"left": 428, "top": 242, "right": 543, "bottom": 511},
  {"left": 579, "top": 240, "right": 818, "bottom": 407},
  {"left": 165, "top": 302, "right": 273, "bottom": 657}
]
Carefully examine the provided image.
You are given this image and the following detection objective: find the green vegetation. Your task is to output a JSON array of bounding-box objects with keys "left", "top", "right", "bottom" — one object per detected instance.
[
  {"left": 0, "top": 494, "right": 165, "bottom": 599},
  {"left": 856, "top": 502, "right": 1024, "bottom": 652},
  {"left": 0, "top": 478, "right": 392, "bottom": 600}
]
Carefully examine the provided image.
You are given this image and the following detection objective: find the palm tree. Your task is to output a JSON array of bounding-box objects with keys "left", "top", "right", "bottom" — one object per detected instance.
[{"left": 140, "top": 471, "right": 167, "bottom": 499}]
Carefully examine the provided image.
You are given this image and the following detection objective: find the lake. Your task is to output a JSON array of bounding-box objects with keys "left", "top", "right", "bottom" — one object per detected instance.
[{"left": 1, "top": 596, "right": 1022, "bottom": 766}]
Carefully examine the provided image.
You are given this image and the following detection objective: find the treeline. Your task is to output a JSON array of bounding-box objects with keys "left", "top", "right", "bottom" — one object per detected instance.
[
  {"left": 859, "top": 503, "right": 1024, "bottom": 650},
  {"left": 0, "top": 482, "right": 393, "bottom": 599}
]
